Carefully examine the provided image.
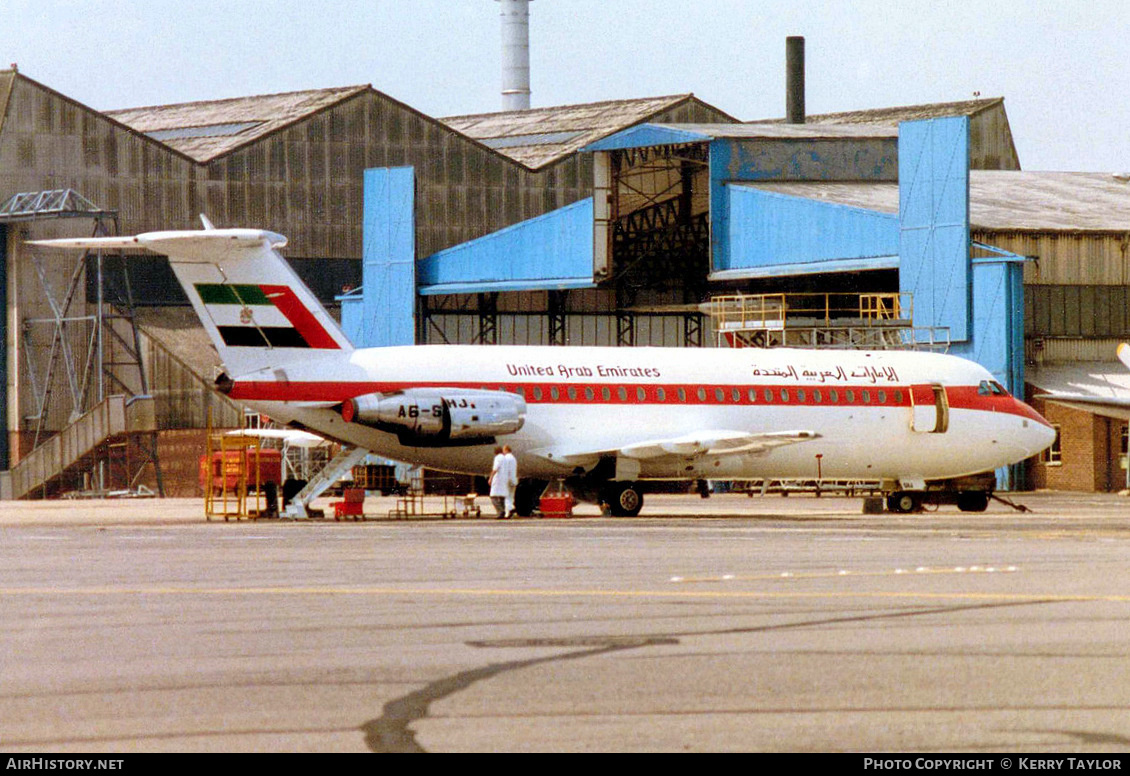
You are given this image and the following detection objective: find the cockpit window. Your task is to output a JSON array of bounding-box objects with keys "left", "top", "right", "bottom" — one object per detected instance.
[{"left": 979, "top": 380, "right": 1010, "bottom": 396}]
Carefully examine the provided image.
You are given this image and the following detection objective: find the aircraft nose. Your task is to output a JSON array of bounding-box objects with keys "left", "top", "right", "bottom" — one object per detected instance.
[{"left": 1018, "top": 400, "right": 1057, "bottom": 458}]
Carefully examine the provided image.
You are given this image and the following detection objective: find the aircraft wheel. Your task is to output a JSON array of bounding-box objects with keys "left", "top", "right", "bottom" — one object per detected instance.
[
  {"left": 605, "top": 483, "right": 643, "bottom": 517},
  {"left": 886, "top": 492, "right": 919, "bottom": 513},
  {"left": 957, "top": 491, "right": 990, "bottom": 512}
]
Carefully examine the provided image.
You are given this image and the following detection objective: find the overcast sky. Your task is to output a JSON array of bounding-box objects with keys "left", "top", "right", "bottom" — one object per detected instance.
[{"left": 4, "top": 0, "right": 1127, "bottom": 172}]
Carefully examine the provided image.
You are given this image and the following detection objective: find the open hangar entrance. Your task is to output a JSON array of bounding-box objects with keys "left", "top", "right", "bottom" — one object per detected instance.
[{"left": 350, "top": 115, "right": 1032, "bottom": 489}]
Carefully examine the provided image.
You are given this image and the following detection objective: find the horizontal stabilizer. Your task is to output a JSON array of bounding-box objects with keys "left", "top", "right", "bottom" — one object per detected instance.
[{"left": 30, "top": 226, "right": 348, "bottom": 378}]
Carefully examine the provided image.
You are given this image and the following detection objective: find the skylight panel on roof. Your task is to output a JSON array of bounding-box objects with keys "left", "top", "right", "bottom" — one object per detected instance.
[
  {"left": 479, "top": 130, "right": 586, "bottom": 149},
  {"left": 145, "top": 122, "right": 264, "bottom": 141}
]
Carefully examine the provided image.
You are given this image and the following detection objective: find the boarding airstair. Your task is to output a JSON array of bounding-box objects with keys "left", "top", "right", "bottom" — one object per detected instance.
[{"left": 280, "top": 445, "right": 368, "bottom": 518}]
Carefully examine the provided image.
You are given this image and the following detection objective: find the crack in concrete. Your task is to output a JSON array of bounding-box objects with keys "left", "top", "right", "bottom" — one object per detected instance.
[
  {"left": 361, "top": 639, "right": 675, "bottom": 752},
  {"left": 361, "top": 598, "right": 1050, "bottom": 752}
]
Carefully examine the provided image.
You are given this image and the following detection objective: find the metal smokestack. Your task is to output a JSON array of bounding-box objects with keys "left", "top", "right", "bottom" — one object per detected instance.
[
  {"left": 498, "top": 0, "right": 532, "bottom": 111},
  {"left": 786, "top": 35, "right": 805, "bottom": 124}
]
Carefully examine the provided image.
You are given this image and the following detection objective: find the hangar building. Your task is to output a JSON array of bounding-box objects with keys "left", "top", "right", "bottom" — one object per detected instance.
[{"left": 1, "top": 64, "right": 1127, "bottom": 498}]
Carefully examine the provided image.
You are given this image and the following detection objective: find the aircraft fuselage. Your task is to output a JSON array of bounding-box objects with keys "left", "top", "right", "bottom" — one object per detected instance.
[{"left": 223, "top": 343, "right": 1053, "bottom": 484}]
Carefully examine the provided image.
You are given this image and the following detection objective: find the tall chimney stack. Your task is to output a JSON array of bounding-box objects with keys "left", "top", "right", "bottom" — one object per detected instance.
[
  {"left": 786, "top": 36, "right": 805, "bottom": 124},
  {"left": 498, "top": 0, "right": 532, "bottom": 111}
]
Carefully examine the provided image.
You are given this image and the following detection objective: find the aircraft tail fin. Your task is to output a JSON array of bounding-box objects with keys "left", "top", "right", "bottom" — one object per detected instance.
[{"left": 30, "top": 223, "right": 353, "bottom": 378}]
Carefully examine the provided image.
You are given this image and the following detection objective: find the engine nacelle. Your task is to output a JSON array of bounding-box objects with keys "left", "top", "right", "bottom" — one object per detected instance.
[{"left": 341, "top": 388, "right": 525, "bottom": 443}]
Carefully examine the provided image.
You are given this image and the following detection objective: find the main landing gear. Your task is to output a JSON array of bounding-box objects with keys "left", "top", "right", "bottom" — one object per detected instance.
[
  {"left": 510, "top": 477, "right": 644, "bottom": 517},
  {"left": 600, "top": 481, "right": 644, "bottom": 517},
  {"left": 883, "top": 473, "right": 995, "bottom": 513},
  {"left": 885, "top": 489, "right": 991, "bottom": 513},
  {"left": 561, "top": 458, "right": 645, "bottom": 517}
]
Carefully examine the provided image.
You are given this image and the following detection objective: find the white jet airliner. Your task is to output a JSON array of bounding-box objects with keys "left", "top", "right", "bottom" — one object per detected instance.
[{"left": 33, "top": 220, "right": 1055, "bottom": 515}]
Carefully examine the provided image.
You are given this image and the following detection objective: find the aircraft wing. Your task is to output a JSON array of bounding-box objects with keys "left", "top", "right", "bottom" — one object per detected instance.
[{"left": 533, "top": 430, "right": 819, "bottom": 466}]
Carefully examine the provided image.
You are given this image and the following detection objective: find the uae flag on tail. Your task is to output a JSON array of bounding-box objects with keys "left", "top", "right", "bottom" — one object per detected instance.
[{"left": 196, "top": 283, "right": 340, "bottom": 349}]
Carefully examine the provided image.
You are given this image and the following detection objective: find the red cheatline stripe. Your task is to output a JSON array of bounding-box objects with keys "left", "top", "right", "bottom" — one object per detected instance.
[
  {"left": 260, "top": 285, "right": 340, "bottom": 349},
  {"left": 224, "top": 380, "right": 1049, "bottom": 425}
]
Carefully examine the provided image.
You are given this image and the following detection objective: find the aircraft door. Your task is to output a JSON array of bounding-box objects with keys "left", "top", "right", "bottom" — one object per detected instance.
[{"left": 910, "top": 383, "right": 949, "bottom": 433}]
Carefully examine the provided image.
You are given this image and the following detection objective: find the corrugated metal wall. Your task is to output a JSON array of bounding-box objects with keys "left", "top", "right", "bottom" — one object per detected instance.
[
  {"left": 0, "top": 77, "right": 200, "bottom": 233},
  {"left": 143, "top": 332, "right": 241, "bottom": 430},
  {"left": 0, "top": 224, "right": 7, "bottom": 468},
  {"left": 969, "top": 103, "right": 1021, "bottom": 170},
  {"left": 1025, "top": 285, "right": 1130, "bottom": 338},
  {"left": 977, "top": 230, "right": 1130, "bottom": 286}
]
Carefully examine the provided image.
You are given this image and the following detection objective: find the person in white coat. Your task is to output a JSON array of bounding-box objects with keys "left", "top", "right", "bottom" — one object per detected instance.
[
  {"left": 488, "top": 446, "right": 507, "bottom": 518},
  {"left": 501, "top": 445, "right": 518, "bottom": 518}
]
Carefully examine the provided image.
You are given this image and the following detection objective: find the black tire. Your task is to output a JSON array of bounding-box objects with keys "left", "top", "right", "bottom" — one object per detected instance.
[
  {"left": 957, "top": 491, "right": 990, "bottom": 512},
  {"left": 886, "top": 492, "right": 919, "bottom": 513},
  {"left": 605, "top": 482, "right": 643, "bottom": 517}
]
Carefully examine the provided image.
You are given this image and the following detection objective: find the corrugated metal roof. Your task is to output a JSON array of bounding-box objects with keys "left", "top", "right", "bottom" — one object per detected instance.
[
  {"left": 654, "top": 122, "right": 899, "bottom": 140},
  {"left": 759, "top": 97, "right": 1007, "bottom": 126},
  {"left": 1029, "top": 362, "right": 1130, "bottom": 420},
  {"left": 106, "top": 85, "right": 369, "bottom": 163},
  {"left": 441, "top": 94, "right": 714, "bottom": 168},
  {"left": 750, "top": 172, "right": 1130, "bottom": 231},
  {"left": 1030, "top": 362, "right": 1130, "bottom": 394}
]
